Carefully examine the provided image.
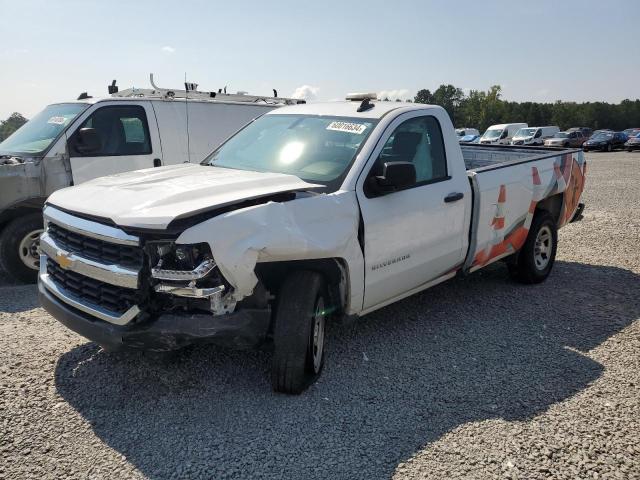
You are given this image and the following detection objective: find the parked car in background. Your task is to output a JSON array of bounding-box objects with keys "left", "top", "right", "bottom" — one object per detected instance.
[
  {"left": 479, "top": 123, "right": 527, "bottom": 145},
  {"left": 567, "top": 127, "right": 593, "bottom": 139},
  {"left": 544, "top": 131, "right": 586, "bottom": 148},
  {"left": 456, "top": 128, "right": 480, "bottom": 138},
  {"left": 583, "top": 131, "right": 627, "bottom": 152},
  {"left": 590, "top": 129, "right": 614, "bottom": 138},
  {"left": 624, "top": 133, "right": 640, "bottom": 151},
  {"left": 511, "top": 126, "right": 560, "bottom": 146},
  {"left": 623, "top": 128, "right": 640, "bottom": 138},
  {"left": 459, "top": 134, "right": 480, "bottom": 143}
]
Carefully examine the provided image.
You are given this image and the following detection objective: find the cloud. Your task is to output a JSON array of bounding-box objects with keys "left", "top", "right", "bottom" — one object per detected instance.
[
  {"left": 161, "top": 46, "right": 176, "bottom": 54},
  {"left": 291, "top": 85, "right": 319, "bottom": 101},
  {"left": 378, "top": 89, "right": 411, "bottom": 101}
]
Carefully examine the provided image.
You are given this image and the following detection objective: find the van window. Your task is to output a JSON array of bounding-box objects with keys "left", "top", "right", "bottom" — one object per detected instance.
[
  {"left": 375, "top": 115, "right": 448, "bottom": 185},
  {"left": 71, "top": 105, "right": 151, "bottom": 157},
  {"left": 535, "top": 130, "right": 542, "bottom": 138}
]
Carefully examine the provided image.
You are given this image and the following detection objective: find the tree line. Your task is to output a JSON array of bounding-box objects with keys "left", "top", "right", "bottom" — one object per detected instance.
[
  {"left": 0, "top": 113, "right": 28, "bottom": 142},
  {"left": 3, "top": 86, "right": 640, "bottom": 142},
  {"left": 410, "top": 85, "right": 640, "bottom": 132}
]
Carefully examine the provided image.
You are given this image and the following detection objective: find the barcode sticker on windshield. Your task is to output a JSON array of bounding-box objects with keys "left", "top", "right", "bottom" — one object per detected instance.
[
  {"left": 47, "top": 116, "right": 67, "bottom": 125},
  {"left": 326, "top": 121, "right": 367, "bottom": 135}
]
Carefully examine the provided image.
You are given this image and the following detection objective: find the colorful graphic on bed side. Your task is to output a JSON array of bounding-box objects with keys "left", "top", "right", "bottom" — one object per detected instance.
[{"left": 472, "top": 154, "right": 586, "bottom": 268}]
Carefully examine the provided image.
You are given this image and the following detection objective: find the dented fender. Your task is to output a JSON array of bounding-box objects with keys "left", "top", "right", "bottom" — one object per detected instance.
[{"left": 176, "top": 191, "right": 365, "bottom": 314}]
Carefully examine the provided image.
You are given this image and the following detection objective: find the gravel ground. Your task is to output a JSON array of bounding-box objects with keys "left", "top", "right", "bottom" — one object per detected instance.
[{"left": 1, "top": 151, "right": 639, "bottom": 480}]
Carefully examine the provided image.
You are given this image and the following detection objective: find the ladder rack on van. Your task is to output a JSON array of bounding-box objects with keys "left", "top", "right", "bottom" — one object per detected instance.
[{"left": 109, "top": 74, "right": 304, "bottom": 106}]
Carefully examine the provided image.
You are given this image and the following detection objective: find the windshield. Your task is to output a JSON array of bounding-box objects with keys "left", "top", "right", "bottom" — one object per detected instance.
[
  {"left": 455, "top": 128, "right": 465, "bottom": 137},
  {"left": 204, "top": 114, "right": 377, "bottom": 187},
  {"left": 515, "top": 128, "right": 536, "bottom": 137},
  {"left": 0, "top": 103, "right": 88, "bottom": 156},
  {"left": 482, "top": 129, "right": 503, "bottom": 139},
  {"left": 554, "top": 132, "right": 569, "bottom": 138},
  {"left": 593, "top": 132, "right": 613, "bottom": 140}
]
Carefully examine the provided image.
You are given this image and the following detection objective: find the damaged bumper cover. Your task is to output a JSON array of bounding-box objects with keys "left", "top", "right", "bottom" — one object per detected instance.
[{"left": 39, "top": 279, "right": 271, "bottom": 351}]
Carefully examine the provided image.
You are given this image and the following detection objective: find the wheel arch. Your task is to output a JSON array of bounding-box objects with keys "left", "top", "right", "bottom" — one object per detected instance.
[
  {"left": 0, "top": 198, "right": 46, "bottom": 230},
  {"left": 535, "top": 193, "right": 563, "bottom": 226},
  {"left": 255, "top": 257, "right": 350, "bottom": 317}
]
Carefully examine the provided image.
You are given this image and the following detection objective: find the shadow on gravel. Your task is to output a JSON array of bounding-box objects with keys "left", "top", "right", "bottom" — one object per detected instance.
[
  {"left": 0, "top": 281, "right": 39, "bottom": 313},
  {"left": 54, "top": 261, "right": 640, "bottom": 479}
]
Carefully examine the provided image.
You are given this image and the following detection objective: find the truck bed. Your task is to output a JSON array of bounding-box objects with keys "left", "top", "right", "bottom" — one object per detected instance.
[
  {"left": 461, "top": 144, "right": 586, "bottom": 274},
  {"left": 461, "top": 144, "right": 573, "bottom": 171}
]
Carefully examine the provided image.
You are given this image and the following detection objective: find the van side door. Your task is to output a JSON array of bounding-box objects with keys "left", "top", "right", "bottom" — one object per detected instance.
[
  {"left": 356, "top": 111, "right": 472, "bottom": 310},
  {"left": 68, "top": 102, "right": 161, "bottom": 184}
]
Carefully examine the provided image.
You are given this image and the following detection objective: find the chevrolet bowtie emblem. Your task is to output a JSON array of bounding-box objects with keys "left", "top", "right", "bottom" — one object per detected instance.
[{"left": 56, "top": 251, "right": 73, "bottom": 270}]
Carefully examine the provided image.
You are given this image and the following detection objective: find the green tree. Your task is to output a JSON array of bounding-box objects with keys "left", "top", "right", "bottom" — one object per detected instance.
[
  {"left": 0, "top": 113, "right": 28, "bottom": 142},
  {"left": 414, "top": 89, "right": 435, "bottom": 104},
  {"left": 432, "top": 84, "right": 465, "bottom": 125}
]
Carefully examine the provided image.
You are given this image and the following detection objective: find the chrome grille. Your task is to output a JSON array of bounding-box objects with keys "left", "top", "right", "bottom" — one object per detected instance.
[
  {"left": 46, "top": 258, "right": 137, "bottom": 315},
  {"left": 47, "top": 222, "right": 143, "bottom": 269}
]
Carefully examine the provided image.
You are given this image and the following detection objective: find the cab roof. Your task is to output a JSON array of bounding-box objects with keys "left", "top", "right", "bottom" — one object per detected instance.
[{"left": 265, "top": 101, "right": 440, "bottom": 119}]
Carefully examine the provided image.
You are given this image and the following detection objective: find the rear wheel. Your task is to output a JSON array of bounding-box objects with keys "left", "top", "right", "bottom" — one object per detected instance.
[
  {"left": 508, "top": 212, "right": 557, "bottom": 284},
  {"left": 0, "top": 214, "right": 44, "bottom": 283},
  {"left": 271, "top": 270, "right": 327, "bottom": 394}
]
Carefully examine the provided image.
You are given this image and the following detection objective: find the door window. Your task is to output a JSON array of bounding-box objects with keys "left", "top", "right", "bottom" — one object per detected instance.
[
  {"left": 71, "top": 105, "right": 151, "bottom": 157},
  {"left": 535, "top": 129, "right": 542, "bottom": 138},
  {"left": 374, "top": 115, "right": 448, "bottom": 186}
]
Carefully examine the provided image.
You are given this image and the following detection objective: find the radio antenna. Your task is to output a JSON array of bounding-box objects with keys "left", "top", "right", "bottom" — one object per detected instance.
[{"left": 185, "top": 72, "right": 191, "bottom": 164}]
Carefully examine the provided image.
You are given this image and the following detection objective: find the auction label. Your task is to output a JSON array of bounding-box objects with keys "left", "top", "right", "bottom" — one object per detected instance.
[
  {"left": 326, "top": 121, "right": 367, "bottom": 135},
  {"left": 47, "top": 116, "right": 67, "bottom": 125}
]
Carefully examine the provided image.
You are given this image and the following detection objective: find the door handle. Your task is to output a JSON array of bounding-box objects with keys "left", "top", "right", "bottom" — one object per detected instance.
[
  {"left": 153, "top": 158, "right": 162, "bottom": 167},
  {"left": 444, "top": 192, "right": 464, "bottom": 203}
]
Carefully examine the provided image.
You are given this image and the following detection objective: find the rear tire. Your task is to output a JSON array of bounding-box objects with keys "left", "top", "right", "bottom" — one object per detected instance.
[
  {"left": 0, "top": 213, "right": 44, "bottom": 284},
  {"left": 271, "top": 270, "right": 328, "bottom": 394},
  {"left": 508, "top": 212, "right": 557, "bottom": 284}
]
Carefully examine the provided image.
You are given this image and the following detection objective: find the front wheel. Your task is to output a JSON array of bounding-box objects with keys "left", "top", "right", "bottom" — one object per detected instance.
[
  {"left": 606, "top": 144, "right": 612, "bottom": 152},
  {"left": 0, "top": 213, "right": 44, "bottom": 283},
  {"left": 271, "top": 271, "right": 328, "bottom": 394},
  {"left": 508, "top": 212, "right": 558, "bottom": 284}
]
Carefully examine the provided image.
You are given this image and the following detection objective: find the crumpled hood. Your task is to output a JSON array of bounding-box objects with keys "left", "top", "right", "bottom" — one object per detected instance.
[{"left": 47, "top": 163, "right": 321, "bottom": 229}]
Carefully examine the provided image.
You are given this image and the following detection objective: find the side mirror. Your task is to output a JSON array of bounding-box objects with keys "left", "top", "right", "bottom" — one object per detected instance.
[
  {"left": 75, "top": 128, "right": 101, "bottom": 154},
  {"left": 369, "top": 161, "right": 416, "bottom": 195}
]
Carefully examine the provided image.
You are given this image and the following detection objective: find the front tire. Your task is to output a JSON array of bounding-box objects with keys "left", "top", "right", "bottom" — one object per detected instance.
[
  {"left": 508, "top": 212, "right": 558, "bottom": 284},
  {"left": 0, "top": 213, "right": 44, "bottom": 283},
  {"left": 606, "top": 143, "right": 612, "bottom": 152},
  {"left": 271, "top": 271, "right": 328, "bottom": 394}
]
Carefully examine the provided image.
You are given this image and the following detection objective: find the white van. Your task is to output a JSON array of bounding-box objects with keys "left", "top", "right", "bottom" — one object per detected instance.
[
  {"left": 511, "top": 126, "right": 560, "bottom": 146},
  {"left": 0, "top": 75, "right": 301, "bottom": 281},
  {"left": 479, "top": 123, "right": 528, "bottom": 145}
]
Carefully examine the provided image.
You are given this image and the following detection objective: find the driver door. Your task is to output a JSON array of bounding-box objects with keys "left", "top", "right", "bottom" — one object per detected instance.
[
  {"left": 68, "top": 103, "right": 161, "bottom": 184},
  {"left": 356, "top": 111, "right": 471, "bottom": 310}
]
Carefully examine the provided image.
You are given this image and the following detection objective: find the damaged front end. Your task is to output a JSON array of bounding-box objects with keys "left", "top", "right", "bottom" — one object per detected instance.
[{"left": 38, "top": 206, "right": 273, "bottom": 352}]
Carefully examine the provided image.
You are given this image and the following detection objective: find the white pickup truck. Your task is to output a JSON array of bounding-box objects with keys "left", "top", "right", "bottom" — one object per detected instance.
[{"left": 38, "top": 96, "right": 586, "bottom": 394}]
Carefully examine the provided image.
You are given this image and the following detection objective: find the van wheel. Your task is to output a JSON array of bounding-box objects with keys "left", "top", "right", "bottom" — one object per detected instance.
[
  {"left": 508, "top": 212, "right": 557, "bottom": 284},
  {"left": 271, "top": 271, "right": 327, "bottom": 394},
  {"left": 0, "top": 214, "right": 44, "bottom": 284},
  {"left": 606, "top": 144, "right": 612, "bottom": 152}
]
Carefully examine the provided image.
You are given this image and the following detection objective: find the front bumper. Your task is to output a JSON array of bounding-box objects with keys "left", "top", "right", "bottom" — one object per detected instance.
[{"left": 39, "top": 277, "right": 271, "bottom": 351}]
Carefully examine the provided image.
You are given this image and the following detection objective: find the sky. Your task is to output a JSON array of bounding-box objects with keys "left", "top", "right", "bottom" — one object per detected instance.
[{"left": 0, "top": 0, "right": 638, "bottom": 119}]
